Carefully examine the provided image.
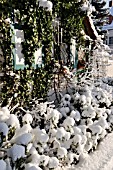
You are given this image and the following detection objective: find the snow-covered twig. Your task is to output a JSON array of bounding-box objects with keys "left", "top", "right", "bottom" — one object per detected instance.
[{"left": 10, "top": 103, "right": 19, "bottom": 112}]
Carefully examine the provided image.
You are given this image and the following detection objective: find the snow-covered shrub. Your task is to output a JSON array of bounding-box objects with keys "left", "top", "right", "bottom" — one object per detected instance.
[{"left": 0, "top": 77, "right": 113, "bottom": 169}]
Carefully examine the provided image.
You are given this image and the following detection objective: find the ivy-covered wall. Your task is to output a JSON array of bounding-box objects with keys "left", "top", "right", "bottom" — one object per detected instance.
[{"left": 0, "top": 0, "right": 86, "bottom": 107}]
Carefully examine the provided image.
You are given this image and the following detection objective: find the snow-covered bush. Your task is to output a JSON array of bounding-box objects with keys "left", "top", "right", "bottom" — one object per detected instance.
[{"left": 0, "top": 77, "right": 113, "bottom": 169}]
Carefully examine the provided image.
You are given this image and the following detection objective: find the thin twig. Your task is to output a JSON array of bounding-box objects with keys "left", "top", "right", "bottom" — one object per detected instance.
[{"left": 10, "top": 103, "right": 19, "bottom": 112}]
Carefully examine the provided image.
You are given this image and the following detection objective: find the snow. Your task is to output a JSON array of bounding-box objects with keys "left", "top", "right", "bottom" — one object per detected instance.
[
  {"left": 33, "top": 128, "right": 49, "bottom": 144},
  {"left": 0, "top": 107, "right": 10, "bottom": 122},
  {"left": 0, "top": 160, "right": 6, "bottom": 170},
  {"left": 56, "top": 127, "right": 66, "bottom": 140},
  {"left": 1, "top": 107, "right": 10, "bottom": 116},
  {"left": 11, "top": 124, "right": 32, "bottom": 142},
  {"left": 38, "top": 0, "right": 53, "bottom": 11},
  {"left": 22, "top": 113, "right": 33, "bottom": 124},
  {"left": 48, "top": 157, "right": 59, "bottom": 169},
  {"left": 5, "top": 158, "right": 12, "bottom": 170},
  {"left": 72, "top": 132, "right": 113, "bottom": 170},
  {"left": 0, "top": 122, "right": 9, "bottom": 136},
  {"left": 57, "top": 146, "right": 67, "bottom": 158},
  {"left": 45, "top": 1, "right": 53, "bottom": 11},
  {"left": 25, "top": 164, "right": 42, "bottom": 170},
  {"left": 4, "top": 18, "right": 11, "bottom": 24},
  {"left": 63, "top": 116, "right": 75, "bottom": 127},
  {"left": 11, "top": 133, "right": 33, "bottom": 145},
  {"left": 7, "top": 114, "right": 20, "bottom": 128},
  {"left": 7, "top": 144, "right": 26, "bottom": 162},
  {"left": 110, "top": 6, "right": 113, "bottom": 16},
  {"left": 70, "top": 110, "right": 81, "bottom": 121}
]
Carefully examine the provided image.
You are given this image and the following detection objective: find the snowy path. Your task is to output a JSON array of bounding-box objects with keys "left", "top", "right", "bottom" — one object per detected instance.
[{"left": 73, "top": 132, "right": 113, "bottom": 170}]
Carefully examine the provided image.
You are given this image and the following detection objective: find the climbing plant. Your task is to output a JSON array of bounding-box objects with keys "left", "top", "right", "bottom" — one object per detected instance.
[
  {"left": 0, "top": 0, "right": 89, "bottom": 107},
  {"left": 0, "top": 0, "right": 53, "bottom": 107}
]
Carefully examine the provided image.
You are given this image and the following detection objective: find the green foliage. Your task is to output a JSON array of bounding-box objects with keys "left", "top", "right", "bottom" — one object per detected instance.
[
  {"left": 0, "top": 0, "right": 54, "bottom": 106},
  {"left": 52, "top": 0, "right": 86, "bottom": 46},
  {"left": 0, "top": 0, "right": 87, "bottom": 107}
]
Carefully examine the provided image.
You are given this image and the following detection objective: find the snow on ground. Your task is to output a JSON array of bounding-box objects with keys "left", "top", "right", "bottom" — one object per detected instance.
[{"left": 72, "top": 132, "right": 113, "bottom": 170}]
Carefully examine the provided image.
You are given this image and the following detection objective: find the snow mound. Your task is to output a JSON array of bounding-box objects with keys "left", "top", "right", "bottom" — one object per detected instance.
[{"left": 7, "top": 144, "right": 26, "bottom": 162}]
